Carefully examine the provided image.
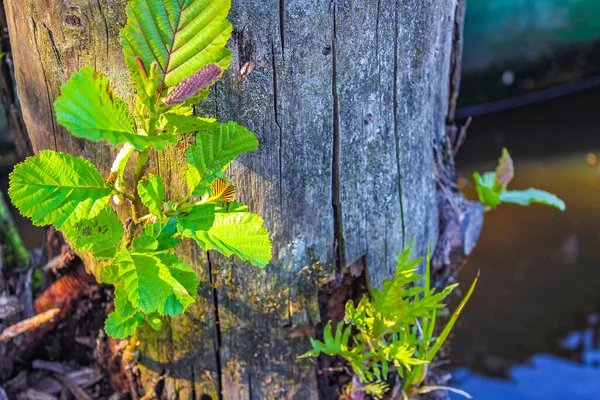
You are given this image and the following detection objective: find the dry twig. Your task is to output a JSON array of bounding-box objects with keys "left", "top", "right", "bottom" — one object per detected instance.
[{"left": 0, "top": 308, "right": 60, "bottom": 343}]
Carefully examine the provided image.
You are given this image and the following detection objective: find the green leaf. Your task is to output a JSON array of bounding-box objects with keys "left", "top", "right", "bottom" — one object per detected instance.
[
  {"left": 156, "top": 253, "right": 199, "bottom": 316},
  {"left": 105, "top": 310, "right": 139, "bottom": 339},
  {"left": 131, "top": 236, "right": 159, "bottom": 253},
  {"left": 187, "top": 122, "right": 259, "bottom": 196},
  {"left": 62, "top": 207, "right": 124, "bottom": 259},
  {"left": 371, "top": 243, "right": 422, "bottom": 320},
  {"left": 100, "top": 264, "right": 121, "bottom": 285},
  {"left": 54, "top": 66, "right": 176, "bottom": 150},
  {"left": 177, "top": 204, "right": 216, "bottom": 236},
  {"left": 160, "top": 113, "right": 217, "bottom": 135},
  {"left": 499, "top": 189, "right": 566, "bottom": 211},
  {"left": 382, "top": 341, "right": 425, "bottom": 368},
  {"left": 105, "top": 286, "right": 140, "bottom": 339},
  {"left": 192, "top": 207, "right": 272, "bottom": 268},
  {"left": 121, "top": 0, "right": 232, "bottom": 94},
  {"left": 138, "top": 174, "right": 165, "bottom": 216},
  {"left": 300, "top": 321, "right": 353, "bottom": 358},
  {"left": 116, "top": 249, "right": 173, "bottom": 313},
  {"left": 144, "top": 218, "right": 181, "bottom": 250},
  {"left": 426, "top": 272, "right": 479, "bottom": 363},
  {"left": 9, "top": 150, "right": 112, "bottom": 230},
  {"left": 473, "top": 172, "right": 501, "bottom": 209}
]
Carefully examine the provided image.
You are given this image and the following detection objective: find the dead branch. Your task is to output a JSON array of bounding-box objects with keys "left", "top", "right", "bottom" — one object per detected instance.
[
  {"left": 0, "top": 308, "right": 60, "bottom": 343},
  {"left": 54, "top": 374, "right": 93, "bottom": 400}
]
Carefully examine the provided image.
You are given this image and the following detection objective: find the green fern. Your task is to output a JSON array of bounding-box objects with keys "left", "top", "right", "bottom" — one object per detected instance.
[
  {"left": 302, "top": 243, "right": 477, "bottom": 399},
  {"left": 8, "top": 0, "right": 272, "bottom": 339}
]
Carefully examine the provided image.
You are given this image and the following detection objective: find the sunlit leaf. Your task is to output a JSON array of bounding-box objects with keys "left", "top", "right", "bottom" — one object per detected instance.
[
  {"left": 9, "top": 150, "right": 111, "bottom": 230},
  {"left": 499, "top": 189, "right": 565, "bottom": 211}
]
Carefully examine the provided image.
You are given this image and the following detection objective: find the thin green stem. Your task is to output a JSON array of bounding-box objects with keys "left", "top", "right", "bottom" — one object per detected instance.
[{"left": 131, "top": 150, "right": 150, "bottom": 223}]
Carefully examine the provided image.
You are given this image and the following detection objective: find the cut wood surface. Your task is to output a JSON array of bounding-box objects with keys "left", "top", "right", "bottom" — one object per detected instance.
[{"left": 3, "top": 0, "right": 458, "bottom": 398}]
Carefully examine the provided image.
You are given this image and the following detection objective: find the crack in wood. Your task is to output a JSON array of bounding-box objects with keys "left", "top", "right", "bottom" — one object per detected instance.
[
  {"left": 30, "top": 16, "right": 58, "bottom": 151},
  {"left": 271, "top": 41, "right": 284, "bottom": 229},
  {"left": 331, "top": 3, "right": 346, "bottom": 271},
  {"left": 392, "top": 0, "right": 405, "bottom": 248},
  {"left": 278, "top": 0, "right": 285, "bottom": 55},
  {"left": 95, "top": 0, "right": 110, "bottom": 58},
  {"left": 207, "top": 253, "right": 224, "bottom": 400},
  {"left": 41, "top": 23, "right": 62, "bottom": 69}
]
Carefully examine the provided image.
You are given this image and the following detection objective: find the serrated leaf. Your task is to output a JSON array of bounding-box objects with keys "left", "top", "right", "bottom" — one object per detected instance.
[
  {"left": 9, "top": 150, "right": 111, "bottom": 229},
  {"left": 54, "top": 66, "right": 176, "bottom": 150},
  {"left": 62, "top": 207, "right": 124, "bottom": 259},
  {"left": 499, "top": 189, "right": 566, "bottom": 211},
  {"left": 138, "top": 174, "right": 165, "bottom": 216},
  {"left": 187, "top": 122, "right": 259, "bottom": 196},
  {"left": 144, "top": 217, "right": 181, "bottom": 250},
  {"left": 116, "top": 249, "right": 173, "bottom": 313},
  {"left": 132, "top": 235, "right": 159, "bottom": 253},
  {"left": 105, "top": 310, "right": 140, "bottom": 339},
  {"left": 177, "top": 204, "right": 216, "bottom": 236},
  {"left": 192, "top": 208, "right": 272, "bottom": 268},
  {"left": 156, "top": 253, "right": 199, "bottom": 316},
  {"left": 121, "top": 0, "right": 232, "bottom": 97},
  {"left": 159, "top": 113, "right": 217, "bottom": 135},
  {"left": 105, "top": 286, "right": 140, "bottom": 339}
]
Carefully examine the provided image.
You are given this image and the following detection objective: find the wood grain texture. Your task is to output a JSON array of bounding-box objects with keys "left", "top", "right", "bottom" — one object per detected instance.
[{"left": 3, "top": 0, "right": 458, "bottom": 398}]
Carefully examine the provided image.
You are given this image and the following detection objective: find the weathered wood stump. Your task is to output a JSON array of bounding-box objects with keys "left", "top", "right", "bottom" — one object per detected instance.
[{"left": 3, "top": 0, "right": 461, "bottom": 398}]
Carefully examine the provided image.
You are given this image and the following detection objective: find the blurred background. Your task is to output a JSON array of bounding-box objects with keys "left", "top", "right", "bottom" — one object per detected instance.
[{"left": 449, "top": 0, "right": 600, "bottom": 399}]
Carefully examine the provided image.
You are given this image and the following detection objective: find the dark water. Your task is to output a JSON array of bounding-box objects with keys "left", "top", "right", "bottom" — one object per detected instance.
[{"left": 449, "top": 86, "right": 600, "bottom": 397}]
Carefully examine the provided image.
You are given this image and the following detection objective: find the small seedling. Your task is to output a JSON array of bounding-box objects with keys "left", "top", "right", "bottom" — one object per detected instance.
[
  {"left": 474, "top": 149, "right": 565, "bottom": 211},
  {"left": 301, "top": 243, "right": 477, "bottom": 399},
  {"left": 8, "top": 0, "right": 273, "bottom": 339}
]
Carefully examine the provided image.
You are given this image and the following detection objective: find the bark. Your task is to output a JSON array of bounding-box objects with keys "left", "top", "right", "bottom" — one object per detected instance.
[
  {"left": 0, "top": 0, "right": 31, "bottom": 158},
  {"left": 3, "top": 0, "right": 459, "bottom": 398}
]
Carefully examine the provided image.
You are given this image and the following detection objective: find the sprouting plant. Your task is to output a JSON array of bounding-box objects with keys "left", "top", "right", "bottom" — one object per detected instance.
[
  {"left": 301, "top": 243, "right": 478, "bottom": 399},
  {"left": 8, "top": 0, "right": 273, "bottom": 339},
  {"left": 474, "top": 148, "right": 565, "bottom": 211}
]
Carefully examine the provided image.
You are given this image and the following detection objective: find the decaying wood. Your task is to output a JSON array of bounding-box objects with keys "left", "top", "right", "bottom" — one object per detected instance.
[
  {"left": 0, "top": 308, "right": 60, "bottom": 343},
  {"left": 34, "top": 265, "right": 93, "bottom": 317},
  {"left": 3, "top": 0, "right": 462, "bottom": 398},
  {"left": 15, "top": 389, "right": 57, "bottom": 400},
  {"left": 53, "top": 374, "right": 93, "bottom": 400}
]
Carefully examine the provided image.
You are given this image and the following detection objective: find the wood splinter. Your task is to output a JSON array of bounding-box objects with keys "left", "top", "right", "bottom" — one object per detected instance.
[{"left": 0, "top": 308, "right": 60, "bottom": 343}]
